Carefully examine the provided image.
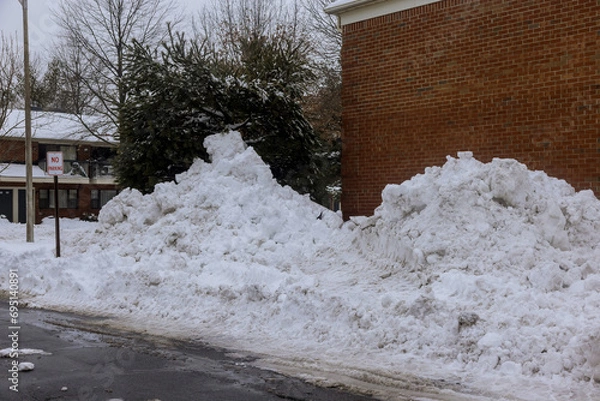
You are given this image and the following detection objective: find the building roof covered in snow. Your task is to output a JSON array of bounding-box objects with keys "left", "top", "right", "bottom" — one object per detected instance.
[
  {"left": 325, "top": 0, "right": 441, "bottom": 25},
  {"left": 1, "top": 109, "right": 116, "bottom": 145}
]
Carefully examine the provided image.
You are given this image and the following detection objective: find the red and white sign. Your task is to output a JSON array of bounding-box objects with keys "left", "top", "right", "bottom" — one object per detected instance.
[{"left": 46, "top": 151, "right": 64, "bottom": 176}]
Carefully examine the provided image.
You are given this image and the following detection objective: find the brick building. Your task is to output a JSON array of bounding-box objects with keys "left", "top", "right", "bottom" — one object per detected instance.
[
  {"left": 326, "top": 0, "right": 600, "bottom": 218},
  {"left": 0, "top": 109, "right": 118, "bottom": 223}
]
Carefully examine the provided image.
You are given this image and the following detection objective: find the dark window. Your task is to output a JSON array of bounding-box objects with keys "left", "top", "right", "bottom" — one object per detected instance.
[
  {"left": 91, "top": 189, "right": 117, "bottom": 209},
  {"left": 39, "top": 189, "right": 49, "bottom": 209},
  {"left": 39, "top": 189, "right": 78, "bottom": 209},
  {"left": 90, "top": 146, "right": 116, "bottom": 179}
]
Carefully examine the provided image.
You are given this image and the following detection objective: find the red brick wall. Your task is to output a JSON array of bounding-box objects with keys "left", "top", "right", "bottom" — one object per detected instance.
[
  {"left": 340, "top": 0, "right": 600, "bottom": 218},
  {"left": 0, "top": 139, "right": 39, "bottom": 163}
]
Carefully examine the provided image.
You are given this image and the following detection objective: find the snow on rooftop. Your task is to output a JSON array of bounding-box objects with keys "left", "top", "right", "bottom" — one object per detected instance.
[
  {"left": 325, "top": 0, "right": 360, "bottom": 9},
  {"left": 1, "top": 131, "right": 600, "bottom": 400},
  {"left": 325, "top": 0, "right": 377, "bottom": 14},
  {"left": 325, "top": 0, "right": 444, "bottom": 25},
  {"left": 1, "top": 109, "right": 116, "bottom": 143},
  {"left": 0, "top": 163, "right": 93, "bottom": 180},
  {"left": 0, "top": 163, "right": 48, "bottom": 178}
]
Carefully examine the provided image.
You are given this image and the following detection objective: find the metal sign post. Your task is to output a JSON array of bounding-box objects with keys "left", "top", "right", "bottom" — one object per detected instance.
[{"left": 47, "top": 152, "right": 64, "bottom": 257}]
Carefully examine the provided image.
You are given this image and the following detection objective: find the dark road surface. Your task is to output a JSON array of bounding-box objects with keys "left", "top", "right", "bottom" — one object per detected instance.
[{"left": 0, "top": 306, "right": 379, "bottom": 401}]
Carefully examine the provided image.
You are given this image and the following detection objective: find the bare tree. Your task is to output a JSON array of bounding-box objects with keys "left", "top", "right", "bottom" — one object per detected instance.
[
  {"left": 291, "top": 0, "right": 342, "bottom": 143},
  {"left": 300, "top": 0, "right": 342, "bottom": 207},
  {"left": 0, "top": 34, "right": 24, "bottom": 172},
  {"left": 50, "top": 38, "right": 101, "bottom": 116},
  {"left": 0, "top": 34, "right": 21, "bottom": 132},
  {"left": 302, "top": 0, "right": 342, "bottom": 64},
  {"left": 195, "top": 0, "right": 310, "bottom": 67},
  {"left": 51, "top": 0, "right": 183, "bottom": 140}
]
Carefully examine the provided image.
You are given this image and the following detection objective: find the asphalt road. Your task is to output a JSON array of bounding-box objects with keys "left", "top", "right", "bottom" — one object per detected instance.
[{"left": 0, "top": 306, "right": 379, "bottom": 401}]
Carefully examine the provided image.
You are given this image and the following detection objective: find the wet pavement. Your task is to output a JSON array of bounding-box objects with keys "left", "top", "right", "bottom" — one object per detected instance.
[{"left": 0, "top": 306, "right": 380, "bottom": 401}]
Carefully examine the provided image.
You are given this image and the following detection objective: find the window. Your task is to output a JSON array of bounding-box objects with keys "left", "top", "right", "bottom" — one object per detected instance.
[
  {"left": 39, "top": 189, "right": 78, "bottom": 209},
  {"left": 90, "top": 147, "right": 116, "bottom": 179},
  {"left": 61, "top": 146, "right": 77, "bottom": 161},
  {"left": 38, "top": 145, "right": 88, "bottom": 176},
  {"left": 39, "top": 189, "right": 48, "bottom": 209},
  {"left": 91, "top": 189, "right": 117, "bottom": 209},
  {"left": 39, "top": 144, "right": 77, "bottom": 161}
]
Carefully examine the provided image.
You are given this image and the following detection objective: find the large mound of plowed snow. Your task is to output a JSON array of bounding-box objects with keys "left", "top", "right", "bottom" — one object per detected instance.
[
  {"left": 2, "top": 133, "right": 600, "bottom": 400},
  {"left": 353, "top": 151, "right": 600, "bottom": 384}
]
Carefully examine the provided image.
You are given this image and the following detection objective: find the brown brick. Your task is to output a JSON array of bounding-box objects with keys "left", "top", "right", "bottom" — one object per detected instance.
[{"left": 340, "top": 0, "right": 600, "bottom": 218}]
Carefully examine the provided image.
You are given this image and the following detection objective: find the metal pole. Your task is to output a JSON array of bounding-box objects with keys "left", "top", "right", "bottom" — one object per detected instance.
[
  {"left": 53, "top": 175, "right": 60, "bottom": 257},
  {"left": 20, "top": 0, "right": 34, "bottom": 242}
]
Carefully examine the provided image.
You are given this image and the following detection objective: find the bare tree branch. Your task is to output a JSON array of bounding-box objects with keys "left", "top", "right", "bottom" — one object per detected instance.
[
  {"left": 302, "top": 0, "right": 342, "bottom": 66},
  {"left": 0, "top": 34, "right": 23, "bottom": 173},
  {"left": 195, "top": 0, "right": 311, "bottom": 68},
  {"left": 0, "top": 34, "right": 21, "bottom": 130},
  {"left": 50, "top": 0, "right": 183, "bottom": 141}
]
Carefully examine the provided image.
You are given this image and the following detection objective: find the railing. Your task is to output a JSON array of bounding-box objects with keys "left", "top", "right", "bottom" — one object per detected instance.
[
  {"left": 38, "top": 159, "right": 115, "bottom": 179},
  {"left": 89, "top": 161, "right": 114, "bottom": 179}
]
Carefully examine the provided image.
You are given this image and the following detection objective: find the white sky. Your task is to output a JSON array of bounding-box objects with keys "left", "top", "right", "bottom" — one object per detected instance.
[{"left": 0, "top": 0, "right": 211, "bottom": 59}]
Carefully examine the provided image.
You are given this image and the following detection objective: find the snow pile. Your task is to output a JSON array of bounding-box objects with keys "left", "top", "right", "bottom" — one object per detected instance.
[
  {"left": 11, "top": 131, "right": 351, "bottom": 347},
  {"left": 92, "top": 131, "right": 341, "bottom": 265},
  {"left": 352, "top": 151, "right": 600, "bottom": 383},
  {"left": 2, "top": 134, "right": 600, "bottom": 400}
]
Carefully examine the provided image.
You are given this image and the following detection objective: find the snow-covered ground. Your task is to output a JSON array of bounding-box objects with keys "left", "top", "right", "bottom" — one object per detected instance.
[{"left": 2, "top": 131, "right": 600, "bottom": 400}]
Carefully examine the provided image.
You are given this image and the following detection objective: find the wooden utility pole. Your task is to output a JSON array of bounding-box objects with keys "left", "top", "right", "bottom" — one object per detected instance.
[{"left": 19, "top": 0, "right": 34, "bottom": 242}]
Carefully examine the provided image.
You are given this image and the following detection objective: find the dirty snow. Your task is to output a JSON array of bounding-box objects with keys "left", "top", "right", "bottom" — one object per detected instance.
[
  {"left": 0, "top": 348, "right": 49, "bottom": 357},
  {"left": 1, "top": 132, "right": 599, "bottom": 400}
]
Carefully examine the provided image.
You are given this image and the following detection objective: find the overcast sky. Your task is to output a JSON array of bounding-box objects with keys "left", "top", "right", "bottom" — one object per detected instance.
[{"left": 0, "top": 0, "right": 211, "bottom": 59}]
